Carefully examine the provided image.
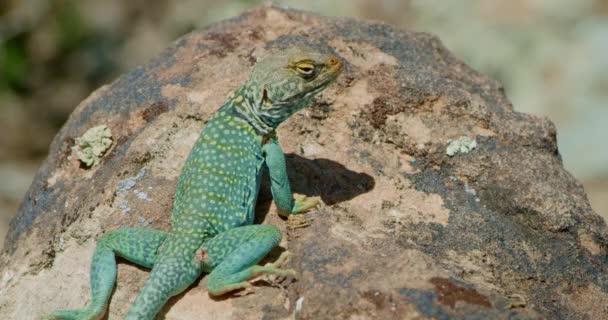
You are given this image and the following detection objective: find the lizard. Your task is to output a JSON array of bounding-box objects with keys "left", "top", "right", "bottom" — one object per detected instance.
[{"left": 45, "top": 46, "right": 343, "bottom": 320}]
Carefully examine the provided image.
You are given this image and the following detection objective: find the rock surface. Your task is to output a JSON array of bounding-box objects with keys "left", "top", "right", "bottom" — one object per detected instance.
[{"left": 2, "top": 4, "right": 608, "bottom": 320}]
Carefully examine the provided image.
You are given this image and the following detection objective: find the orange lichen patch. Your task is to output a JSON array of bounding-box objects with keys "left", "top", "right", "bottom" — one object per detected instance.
[{"left": 429, "top": 277, "right": 491, "bottom": 309}]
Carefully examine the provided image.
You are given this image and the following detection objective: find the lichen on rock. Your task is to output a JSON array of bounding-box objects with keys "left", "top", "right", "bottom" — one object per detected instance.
[
  {"left": 73, "top": 125, "right": 113, "bottom": 167},
  {"left": 446, "top": 136, "right": 477, "bottom": 157}
]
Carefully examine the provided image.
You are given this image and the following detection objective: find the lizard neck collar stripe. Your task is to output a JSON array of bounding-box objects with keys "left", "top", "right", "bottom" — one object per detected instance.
[{"left": 230, "top": 98, "right": 274, "bottom": 136}]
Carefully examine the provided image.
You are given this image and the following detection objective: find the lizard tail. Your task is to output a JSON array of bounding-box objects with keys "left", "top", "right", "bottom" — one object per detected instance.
[
  {"left": 124, "top": 237, "right": 204, "bottom": 320},
  {"left": 43, "top": 308, "right": 104, "bottom": 320}
]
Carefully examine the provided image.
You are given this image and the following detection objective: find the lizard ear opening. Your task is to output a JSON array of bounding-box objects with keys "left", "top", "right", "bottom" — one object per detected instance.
[{"left": 261, "top": 86, "right": 273, "bottom": 107}]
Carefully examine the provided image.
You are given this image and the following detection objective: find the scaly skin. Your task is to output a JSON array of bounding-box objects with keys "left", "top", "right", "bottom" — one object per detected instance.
[{"left": 45, "top": 47, "right": 342, "bottom": 320}]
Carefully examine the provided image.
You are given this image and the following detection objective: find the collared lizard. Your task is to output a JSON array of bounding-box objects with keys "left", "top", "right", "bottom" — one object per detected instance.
[{"left": 46, "top": 47, "right": 343, "bottom": 320}]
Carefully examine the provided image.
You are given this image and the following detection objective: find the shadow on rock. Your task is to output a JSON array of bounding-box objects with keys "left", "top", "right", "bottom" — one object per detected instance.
[{"left": 256, "top": 154, "right": 375, "bottom": 222}]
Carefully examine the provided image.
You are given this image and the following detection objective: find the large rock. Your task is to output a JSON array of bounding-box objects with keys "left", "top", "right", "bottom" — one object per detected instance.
[{"left": 2, "top": 4, "right": 607, "bottom": 319}]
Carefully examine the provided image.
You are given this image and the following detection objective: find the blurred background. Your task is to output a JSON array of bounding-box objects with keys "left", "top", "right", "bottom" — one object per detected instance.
[{"left": 1, "top": 0, "right": 607, "bottom": 247}]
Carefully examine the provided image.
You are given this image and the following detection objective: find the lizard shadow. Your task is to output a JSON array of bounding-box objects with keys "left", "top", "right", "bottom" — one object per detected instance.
[
  {"left": 255, "top": 153, "right": 376, "bottom": 223},
  {"left": 157, "top": 155, "right": 375, "bottom": 318}
]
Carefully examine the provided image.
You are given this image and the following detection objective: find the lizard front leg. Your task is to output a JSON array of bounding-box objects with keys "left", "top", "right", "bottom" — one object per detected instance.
[{"left": 262, "top": 134, "right": 320, "bottom": 222}]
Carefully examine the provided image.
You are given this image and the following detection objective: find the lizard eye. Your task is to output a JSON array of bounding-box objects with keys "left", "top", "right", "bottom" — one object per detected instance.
[{"left": 295, "top": 63, "right": 316, "bottom": 78}]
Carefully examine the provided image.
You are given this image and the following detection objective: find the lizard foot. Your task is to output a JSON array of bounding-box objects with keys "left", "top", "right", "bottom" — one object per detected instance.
[
  {"left": 210, "top": 281, "right": 255, "bottom": 297},
  {"left": 232, "top": 282, "right": 256, "bottom": 297},
  {"left": 263, "top": 251, "right": 297, "bottom": 284},
  {"left": 292, "top": 194, "right": 321, "bottom": 214},
  {"left": 287, "top": 214, "right": 313, "bottom": 229}
]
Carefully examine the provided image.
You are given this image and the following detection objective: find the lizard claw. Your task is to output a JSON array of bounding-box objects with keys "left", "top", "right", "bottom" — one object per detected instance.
[
  {"left": 233, "top": 283, "right": 256, "bottom": 297},
  {"left": 260, "top": 251, "right": 298, "bottom": 284},
  {"left": 287, "top": 214, "right": 313, "bottom": 229},
  {"left": 265, "top": 251, "right": 291, "bottom": 268}
]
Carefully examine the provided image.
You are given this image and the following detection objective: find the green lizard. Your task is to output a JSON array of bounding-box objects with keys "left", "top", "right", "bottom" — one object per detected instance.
[{"left": 45, "top": 47, "right": 343, "bottom": 320}]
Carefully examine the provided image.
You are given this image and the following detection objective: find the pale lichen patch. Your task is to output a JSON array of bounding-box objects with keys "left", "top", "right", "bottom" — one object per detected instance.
[
  {"left": 73, "top": 125, "right": 113, "bottom": 167},
  {"left": 446, "top": 136, "right": 477, "bottom": 157}
]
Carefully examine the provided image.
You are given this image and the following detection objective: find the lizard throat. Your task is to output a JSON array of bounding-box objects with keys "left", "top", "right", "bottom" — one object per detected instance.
[{"left": 226, "top": 97, "right": 274, "bottom": 136}]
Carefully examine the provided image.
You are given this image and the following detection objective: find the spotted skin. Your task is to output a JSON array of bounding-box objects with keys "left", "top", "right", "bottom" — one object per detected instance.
[{"left": 45, "top": 48, "right": 342, "bottom": 320}]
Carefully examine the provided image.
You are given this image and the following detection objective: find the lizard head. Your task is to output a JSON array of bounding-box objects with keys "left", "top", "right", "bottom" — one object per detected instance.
[{"left": 233, "top": 47, "right": 343, "bottom": 133}]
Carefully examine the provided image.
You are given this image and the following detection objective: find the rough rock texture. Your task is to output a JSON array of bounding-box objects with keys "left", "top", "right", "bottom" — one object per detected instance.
[{"left": 2, "top": 5, "right": 608, "bottom": 320}]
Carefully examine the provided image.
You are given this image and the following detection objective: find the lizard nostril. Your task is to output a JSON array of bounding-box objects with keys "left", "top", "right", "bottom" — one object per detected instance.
[{"left": 327, "top": 55, "right": 340, "bottom": 66}]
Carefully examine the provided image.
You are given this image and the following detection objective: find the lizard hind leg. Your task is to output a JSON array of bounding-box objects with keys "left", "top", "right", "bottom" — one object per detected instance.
[
  {"left": 44, "top": 227, "right": 168, "bottom": 320},
  {"left": 202, "top": 224, "right": 296, "bottom": 296},
  {"left": 124, "top": 232, "right": 209, "bottom": 320}
]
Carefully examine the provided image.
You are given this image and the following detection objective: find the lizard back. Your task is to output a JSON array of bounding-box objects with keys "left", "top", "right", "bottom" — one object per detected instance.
[{"left": 171, "top": 109, "right": 265, "bottom": 239}]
